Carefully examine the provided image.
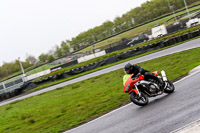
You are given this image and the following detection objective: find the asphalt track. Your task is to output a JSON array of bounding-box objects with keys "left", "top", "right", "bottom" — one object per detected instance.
[
  {"left": 64, "top": 69, "right": 200, "bottom": 133},
  {"left": 0, "top": 38, "right": 200, "bottom": 107}
]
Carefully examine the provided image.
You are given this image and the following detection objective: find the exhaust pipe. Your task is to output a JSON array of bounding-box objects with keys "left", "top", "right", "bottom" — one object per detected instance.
[{"left": 161, "top": 70, "right": 168, "bottom": 81}]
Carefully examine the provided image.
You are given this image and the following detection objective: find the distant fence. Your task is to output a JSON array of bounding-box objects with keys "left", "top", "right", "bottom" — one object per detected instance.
[
  {"left": 50, "top": 60, "right": 78, "bottom": 71},
  {"left": 77, "top": 51, "right": 106, "bottom": 63},
  {"left": 24, "top": 60, "right": 79, "bottom": 81},
  {"left": 0, "top": 75, "right": 25, "bottom": 100},
  {"left": 25, "top": 69, "right": 51, "bottom": 81}
]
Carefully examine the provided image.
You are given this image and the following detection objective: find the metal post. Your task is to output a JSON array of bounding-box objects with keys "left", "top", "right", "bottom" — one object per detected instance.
[
  {"left": 2, "top": 82, "right": 6, "bottom": 90},
  {"left": 2, "top": 82, "right": 6, "bottom": 94},
  {"left": 93, "top": 44, "right": 96, "bottom": 53},
  {"left": 21, "top": 75, "right": 25, "bottom": 82},
  {"left": 183, "top": 0, "right": 191, "bottom": 20},
  {"left": 167, "top": 0, "right": 178, "bottom": 23},
  {"left": 171, "top": 6, "right": 178, "bottom": 22},
  {"left": 18, "top": 57, "right": 26, "bottom": 82},
  {"left": 18, "top": 57, "right": 25, "bottom": 75}
]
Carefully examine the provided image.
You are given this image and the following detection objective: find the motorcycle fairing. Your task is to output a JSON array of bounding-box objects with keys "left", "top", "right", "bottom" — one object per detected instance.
[{"left": 123, "top": 74, "right": 144, "bottom": 94}]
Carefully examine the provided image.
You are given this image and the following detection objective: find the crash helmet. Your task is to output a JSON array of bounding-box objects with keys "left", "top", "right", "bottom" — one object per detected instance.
[{"left": 124, "top": 63, "right": 132, "bottom": 74}]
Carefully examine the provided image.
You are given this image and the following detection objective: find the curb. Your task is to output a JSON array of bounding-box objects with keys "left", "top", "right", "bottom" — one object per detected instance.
[
  {"left": 170, "top": 68, "right": 200, "bottom": 133},
  {"left": 189, "top": 65, "right": 200, "bottom": 74},
  {"left": 171, "top": 120, "right": 200, "bottom": 133}
]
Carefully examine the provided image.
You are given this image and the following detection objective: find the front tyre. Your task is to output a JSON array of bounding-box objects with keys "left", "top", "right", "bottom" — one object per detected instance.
[
  {"left": 129, "top": 92, "right": 149, "bottom": 106},
  {"left": 164, "top": 80, "right": 175, "bottom": 93}
]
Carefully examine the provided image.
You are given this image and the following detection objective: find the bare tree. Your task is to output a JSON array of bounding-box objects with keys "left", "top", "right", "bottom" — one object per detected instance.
[{"left": 26, "top": 54, "right": 38, "bottom": 65}]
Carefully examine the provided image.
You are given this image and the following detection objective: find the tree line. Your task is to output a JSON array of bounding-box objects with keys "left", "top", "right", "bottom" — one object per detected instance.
[
  {"left": 0, "top": 0, "right": 199, "bottom": 80},
  {"left": 0, "top": 58, "right": 32, "bottom": 79}
]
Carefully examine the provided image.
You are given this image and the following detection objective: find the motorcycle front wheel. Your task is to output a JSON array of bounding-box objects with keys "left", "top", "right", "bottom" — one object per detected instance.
[{"left": 129, "top": 92, "right": 149, "bottom": 106}]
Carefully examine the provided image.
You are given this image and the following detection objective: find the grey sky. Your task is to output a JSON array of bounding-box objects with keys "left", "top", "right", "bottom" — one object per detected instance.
[{"left": 0, "top": 0, "right": 148, "bottom": 65}]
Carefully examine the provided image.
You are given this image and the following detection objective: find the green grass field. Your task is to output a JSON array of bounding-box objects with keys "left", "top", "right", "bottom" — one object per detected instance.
[{"left": 0, "top": 47, "right": 200, "bottom": 133}]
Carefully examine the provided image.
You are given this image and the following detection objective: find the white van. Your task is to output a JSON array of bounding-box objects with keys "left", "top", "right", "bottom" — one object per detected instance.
[{"left": 151, "top": 25, "right": 168, "bottom": 38}]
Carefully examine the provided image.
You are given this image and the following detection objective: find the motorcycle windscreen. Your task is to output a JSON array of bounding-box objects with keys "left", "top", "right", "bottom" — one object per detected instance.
[
  {"left": 123, "top": 74, "right": 135, "bottom": 93},
  {"left": 123, "top": 74, "right": 130, "bottom": 86}
]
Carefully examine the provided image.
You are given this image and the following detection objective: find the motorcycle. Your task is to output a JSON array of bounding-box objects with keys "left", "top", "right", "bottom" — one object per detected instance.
[{"left": 123, "top": 70, "right": 175, "bottom": 106}]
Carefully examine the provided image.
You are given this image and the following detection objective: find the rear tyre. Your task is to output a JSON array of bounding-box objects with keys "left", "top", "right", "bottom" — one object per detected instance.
[
  {"left": 129, "top": 92, "right": 149, "bottom": 106},
  {"left": 164, "top": 80, "right": 175, "bottom": 93}
]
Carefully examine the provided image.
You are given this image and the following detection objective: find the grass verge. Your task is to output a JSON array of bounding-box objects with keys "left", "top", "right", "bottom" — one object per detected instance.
[{"left": 0, "top": 47, "right": 200, "bottom": 133}]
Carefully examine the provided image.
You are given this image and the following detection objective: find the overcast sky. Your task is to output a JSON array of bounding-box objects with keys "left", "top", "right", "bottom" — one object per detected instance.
[{"left": 0, "top": 0, "right": 148, "bottom": 65}]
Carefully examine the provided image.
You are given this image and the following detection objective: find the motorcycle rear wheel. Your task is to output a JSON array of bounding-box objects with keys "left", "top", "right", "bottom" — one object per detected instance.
[
  {"left": 129, "top": 92, "right": 149, "bottom": 106},
  {"left": 164, "top": 80, "right": 175, "bottom": 93}
]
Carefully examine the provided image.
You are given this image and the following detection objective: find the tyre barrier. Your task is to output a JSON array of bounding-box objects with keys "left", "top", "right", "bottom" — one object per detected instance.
[
  {"left": 167, "top": 39, "right": 174, "bottom": 46},
  {"left": 52, "top": 73, "right": 64, "bottom": 80},
  {"left": 105, "top": 42, "right": 130, "bottom": 53},
  {"left": 50, "top": 60, "right": 78, "bottom": 72},
  {"left": 0, "top": 87, "right": 25, "bottom": 102},
  {"left": 181, "top": 33, "right": 190, "bottom": 41},
  {"left": 191, "top": 30, "right": 200, "bottom": 38},
  {"left": 173, "top": 36, "right": 182, "bottom": 44},
  {"left": 0, "top": 85, "right": 3, "bottom": 90},
  {"left": 0, "top": 94, "right": 6, "bottom": 101},
  {"left": 21, "top": 82, "right": 39, "bottom": 93}
]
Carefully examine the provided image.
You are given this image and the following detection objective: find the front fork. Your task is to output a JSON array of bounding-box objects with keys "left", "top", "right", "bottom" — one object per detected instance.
[
  {"left": 128, "top": 84, "right": 141, "bottom": 98},
  {"left": 134, "top": 85, "right": 141, "bottom": 97}
]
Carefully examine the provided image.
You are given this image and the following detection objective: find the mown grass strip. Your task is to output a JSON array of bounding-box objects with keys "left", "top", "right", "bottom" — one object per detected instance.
[{"left": 0, "top": 47, "right": 200, "bottom": 133}]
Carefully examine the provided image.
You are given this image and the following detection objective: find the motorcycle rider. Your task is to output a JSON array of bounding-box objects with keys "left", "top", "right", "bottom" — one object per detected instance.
[{"left": 124, "top": 63, "right": 163, "bottom": 91}]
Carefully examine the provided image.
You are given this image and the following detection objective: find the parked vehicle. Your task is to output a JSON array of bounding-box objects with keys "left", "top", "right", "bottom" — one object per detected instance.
[
  {"left": 127, "top": 34, "right": 149, "bottom": 46},
  {"left": 123, "top": 70, "right": 175, "bottom": 106},
  {"left": 151, "top": 25, "right": 168, "bottom": 38},
  {"left": 186, "top": 18, "right": 200, "bottom": 28}
]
